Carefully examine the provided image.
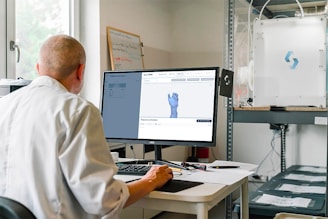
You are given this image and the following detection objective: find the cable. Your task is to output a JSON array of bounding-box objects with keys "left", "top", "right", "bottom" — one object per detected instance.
[
  {"left": 255, "top": 129, "right": 280, "bottom": 179},
  {"left": 247, "top": 0, "right": 254, "bottom": 66},
  {"left": 129, "top": 145, "right": 136, "bottom": 159},
  {"left": 269, "top": 129, "right": 280, "bottom": 176},
  {"left": 259, "top": 0, "right": 304, "bottom": 19},
  {"left": 258, "top": 0, "right": 271, "bottom": 20},
  {"left": 295, "top": 0, "right": 305, "bottom": 17}
]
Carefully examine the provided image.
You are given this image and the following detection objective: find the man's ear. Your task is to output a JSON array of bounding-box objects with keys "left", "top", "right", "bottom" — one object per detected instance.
[
  {"left": 36, "top": 63, "right": 40, "bottom": 73},
  {"left": 76, "top": 63, "right": 85, "bottom": 81},
  {"left": 36, "top": 63, "right": 45, "bottom": 76}
]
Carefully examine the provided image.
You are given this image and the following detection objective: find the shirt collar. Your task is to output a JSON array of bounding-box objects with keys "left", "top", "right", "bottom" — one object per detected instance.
[{"left": 31, "top": 76, "right": 69, "bottom": 92}]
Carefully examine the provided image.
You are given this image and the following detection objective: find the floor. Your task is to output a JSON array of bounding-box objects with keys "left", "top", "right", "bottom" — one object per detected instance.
[{"left": 152, "top": 200, "right": 239, "bottom": 219}]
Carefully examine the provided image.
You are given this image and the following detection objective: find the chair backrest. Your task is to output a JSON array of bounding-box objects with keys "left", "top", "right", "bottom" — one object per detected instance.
[{"left": 0, "top": 196, "right": 36, "bottom": 219}]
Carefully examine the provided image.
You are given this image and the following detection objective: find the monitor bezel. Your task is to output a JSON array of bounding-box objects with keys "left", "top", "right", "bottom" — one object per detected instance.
[{"left": 100, "top": 66, "right": 220, "bottom": 147}]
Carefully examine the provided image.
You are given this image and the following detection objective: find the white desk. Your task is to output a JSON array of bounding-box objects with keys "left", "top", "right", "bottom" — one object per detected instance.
[{"left": 116, "top": 160, "right": 255, "bottom": 219}]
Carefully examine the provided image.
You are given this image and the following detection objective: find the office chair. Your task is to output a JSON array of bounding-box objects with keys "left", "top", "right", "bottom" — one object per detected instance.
[{"left": 0, "top": 196, "right": 36, "bottom": 219}]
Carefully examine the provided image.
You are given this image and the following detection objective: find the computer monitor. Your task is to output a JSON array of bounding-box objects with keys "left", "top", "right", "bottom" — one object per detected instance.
[{"left": 100, "top": 67, "right": 219, "bottom": 163}]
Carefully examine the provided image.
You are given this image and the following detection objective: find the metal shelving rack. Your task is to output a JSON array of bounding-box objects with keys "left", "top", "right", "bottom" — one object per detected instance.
[
  {"left": 232, "top": 107, "right": 328, "bottom": 216},
  {"left": 225, "top": 1, "right": 328, "bottom": 217},
  {"left": 225, "top": 0, "right": 235, "bottom": 218}
]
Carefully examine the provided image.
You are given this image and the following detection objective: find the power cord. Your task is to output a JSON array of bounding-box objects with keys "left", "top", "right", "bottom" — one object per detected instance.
[
  {"left": 129, "top": 145, "right": 136, "bottom": 159},
  {"left": 255, "top": 129, "right": 280, "bottom": 180},
  {"left": 258, "top": 0, "right": 304, "bottom": 19}
]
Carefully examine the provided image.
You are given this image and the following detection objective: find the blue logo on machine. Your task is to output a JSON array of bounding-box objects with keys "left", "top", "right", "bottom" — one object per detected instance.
[{"left": 284, "top": 51, "right": 299, "bottom": 69}]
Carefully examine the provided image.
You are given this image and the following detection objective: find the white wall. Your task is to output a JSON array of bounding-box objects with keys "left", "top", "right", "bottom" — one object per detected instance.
[
  {"left": 79, "top": 0, "right": 226, "bottom": 162},
  {"left": 295, "top": 125, "right": 327, "bottom": 165},
  {"left": 169, "top": 0, "right": 224, "bottom": 68},
  {"left": 105, "top": 0, "right": 171, "bottom": 52},
  {"left": 79, "top": 0, "right": 101, "bottom": 107},
  {"left": 79, "top": 0, "right": 327, "bottom": 175},
  {"left": 104, "top": 0, "right": 172, "bottom": 70}
]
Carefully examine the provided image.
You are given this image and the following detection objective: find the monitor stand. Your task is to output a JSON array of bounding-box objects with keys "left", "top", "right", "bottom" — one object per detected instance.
[{"left": 118, "top": 145, "right": 188, "bottom": 170}]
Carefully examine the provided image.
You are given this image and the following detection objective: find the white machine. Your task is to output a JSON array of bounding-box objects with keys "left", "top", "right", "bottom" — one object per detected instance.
[
  {"left": 252, "top": 16, "right": 327, "bottom": 107},
  {"left": 0, "top": 78, "right": 31, "bottom": 97}
]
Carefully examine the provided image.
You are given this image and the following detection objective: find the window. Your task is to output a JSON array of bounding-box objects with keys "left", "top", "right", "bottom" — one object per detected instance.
[{"left": 5, "top": 0, "right": 79, "bottom": 80}]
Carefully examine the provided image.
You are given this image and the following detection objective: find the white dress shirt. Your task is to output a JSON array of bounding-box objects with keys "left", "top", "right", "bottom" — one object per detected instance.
[{"left": 0, "top": 76, "right": 129, "bottom": 219}]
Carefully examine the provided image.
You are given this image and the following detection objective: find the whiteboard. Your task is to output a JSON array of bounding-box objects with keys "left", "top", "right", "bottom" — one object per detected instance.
[{"left": 107, "top": 26, "right": 144, "bottom": 70}]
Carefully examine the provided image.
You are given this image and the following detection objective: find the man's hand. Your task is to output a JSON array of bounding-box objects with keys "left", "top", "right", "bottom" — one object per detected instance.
[
  {"left": 141, "top": 165, "right": 173, "bottom": 189},
  {"left": 125, "top": 165, "right": 173, "bottom": 207}
]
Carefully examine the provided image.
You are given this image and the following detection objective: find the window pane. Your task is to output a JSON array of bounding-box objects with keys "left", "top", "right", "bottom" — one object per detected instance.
[{"left": 16, "top": 0, "right": 69, "bottom": 80}]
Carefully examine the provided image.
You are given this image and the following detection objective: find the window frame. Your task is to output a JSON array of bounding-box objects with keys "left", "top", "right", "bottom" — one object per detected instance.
[
  {"left": 6, "top": 0, "right": 15, "bottom": 79},
  {"left": 4, "top": 0, "right": 80, "bottom": 79},
  {"left": 0, "top": 0, "right": 7, "bottom": 79}
]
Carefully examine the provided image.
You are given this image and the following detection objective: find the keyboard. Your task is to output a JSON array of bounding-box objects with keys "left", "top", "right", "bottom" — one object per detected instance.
[{"left": 117, "top": 164, "right": 151, "bottom": 175}]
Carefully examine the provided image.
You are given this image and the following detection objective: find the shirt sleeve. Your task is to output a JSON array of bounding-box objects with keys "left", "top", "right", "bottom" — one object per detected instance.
[{"left": 58, "top": 101, "right": 130, "bottom": 217}]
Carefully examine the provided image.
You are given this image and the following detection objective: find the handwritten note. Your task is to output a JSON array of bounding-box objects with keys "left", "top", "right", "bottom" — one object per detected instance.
[{"left": 107, "top": 27, "right": 144, "bottom": 70}]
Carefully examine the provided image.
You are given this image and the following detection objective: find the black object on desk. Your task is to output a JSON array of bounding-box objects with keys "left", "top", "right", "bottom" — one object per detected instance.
[
  {"left": 209, "top": 165, "right": 239, "bottom": 169},
  {"left": 181, "top": 162, "right": 207, "bottom": 171},
  {"left": 125, "top": 178, "right": 203, "bottom": 193},
  {"left": 157, "top": 179, "right": 203, "bottom": 193}
]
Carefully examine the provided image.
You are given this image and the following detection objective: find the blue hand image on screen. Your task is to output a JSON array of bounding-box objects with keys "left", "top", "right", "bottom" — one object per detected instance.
[{"left": 168, "top": 92, "right": 179, "bottom": 118}]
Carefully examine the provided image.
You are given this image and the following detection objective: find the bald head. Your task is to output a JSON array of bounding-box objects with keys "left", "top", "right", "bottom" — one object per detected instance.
[{"left": 37, "top": 34, "right": 86, "bottom": 93}]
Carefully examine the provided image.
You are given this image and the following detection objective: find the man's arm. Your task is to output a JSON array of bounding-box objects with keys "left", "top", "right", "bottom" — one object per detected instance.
[{"left": 124, "top": 165, "right": 173, "bottom": 207}]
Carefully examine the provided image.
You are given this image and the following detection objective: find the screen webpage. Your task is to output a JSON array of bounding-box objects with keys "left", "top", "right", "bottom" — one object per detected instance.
[{"left": 102, "top": 69, "right": 217, "bottom": 143}]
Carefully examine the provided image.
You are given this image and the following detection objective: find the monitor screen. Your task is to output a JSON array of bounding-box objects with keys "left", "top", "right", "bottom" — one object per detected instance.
[{"left": 100, "top": 67, "right": 219, "bottom": 147}]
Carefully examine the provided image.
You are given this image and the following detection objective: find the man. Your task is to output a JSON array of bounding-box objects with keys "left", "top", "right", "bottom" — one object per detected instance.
[{"left": 0, "top": 34, "right": 173, "bottom": 219}]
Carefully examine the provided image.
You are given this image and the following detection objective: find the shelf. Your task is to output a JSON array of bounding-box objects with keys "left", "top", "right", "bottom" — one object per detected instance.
[
  {"left": 233, "top": 107, "right": 327, "bottom": 125},
  {"left": 230, "top": 106, "right": 328, "bottom": 216}
]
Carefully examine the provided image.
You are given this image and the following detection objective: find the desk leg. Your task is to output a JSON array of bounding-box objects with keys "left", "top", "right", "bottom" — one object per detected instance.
[
  {"left": 196, "top": 203, "right": 208, "bottom": 219},
  {"left": 240, "top": 178, "right": 249, "bottom": 219}
]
